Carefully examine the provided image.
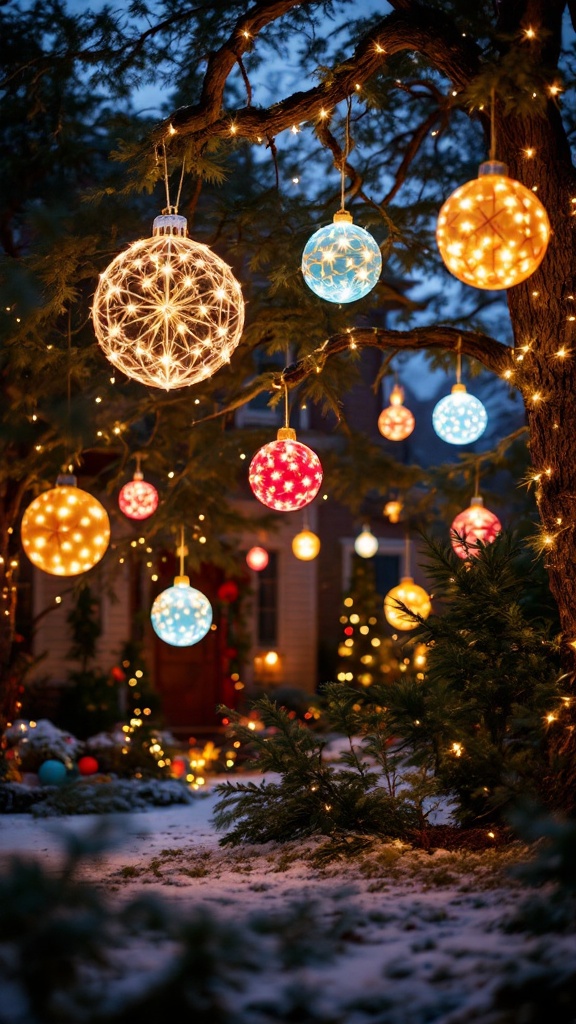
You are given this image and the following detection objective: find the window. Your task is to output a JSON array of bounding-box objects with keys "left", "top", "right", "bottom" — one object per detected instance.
[{"left": 257, "top": 551, "right": 278, "bottom": 644}]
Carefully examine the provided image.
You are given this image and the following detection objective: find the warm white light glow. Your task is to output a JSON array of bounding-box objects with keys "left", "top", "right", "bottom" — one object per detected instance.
[
  {"left": 92, "top": 214, "right": 244, "bottom": 390},
  {"left": 21, "top": 478, "right": 110, "bottom": 577},
  {"left": 384, "top": 577, "right": 431, "bottom": 631}
]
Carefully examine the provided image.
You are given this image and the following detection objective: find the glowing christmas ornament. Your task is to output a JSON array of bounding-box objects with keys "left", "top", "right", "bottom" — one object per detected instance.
[
  {"left": 384, "top": 499, "right": 403, "bottom": 524},
  {"left": 384, "top": 577, "right": 431, "bottom": 631},
  {"left": 246, "top": 546, "right": 269, "bottom": 571},
  {"left": 292, "top": 529, "right": 321, "bottom": 561},
  {"left": 450, "top": 495, "right": 502, "bottom": 559},
  {"left": 118, "top": 460, "right": 158, "bottom": 521},
  {"left": 249, "top": 427, "right": 323, "bottom": 512},
  {"left": 302, "top": 211, "right": 382, "bottom": 303},
  {"left": 432, "top": 383, "right": 487, "bottom": 445},
  {"left": 378, "top": 384, "right": 415, "bottom": 441},
  {"left": 436, "top": 161, "right": 550, "bottom": 290},
  {"left": 151, "top": 575, "right": 212, "bottom": 647},
  {"left": 354, "top": 525, "right": 379, "bottom": 559},
  {"left": 92, "top": 212, "right": 245, "bottom": 390},
  {"left": 21, "top": 474, "right": 110, "bottom": 577}
]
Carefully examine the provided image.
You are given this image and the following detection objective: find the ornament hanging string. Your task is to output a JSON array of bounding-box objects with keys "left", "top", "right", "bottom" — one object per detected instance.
[
  {"left": 339, "top": 94, "right": 352, "bottom": 214},
  {"left": 160, "top": 142, "right": 187, "bottom": 215},
  {"left": 284, "top": 382, "right": 290, "bottom": 429},
  {"left": 489, "top": 85, "right": 496, "bottom": 162},
  {"left": 474, "top": 459, "right": 481, "bottom": 498},
  {"left": 404, "top": 532, "right": 411, "bottom": 576},
  {"left": 179, "top": 525, "right": 186, "bottom": 577},
  {"left": 456, "top": 335, "right": 462, "bottom": 384}
]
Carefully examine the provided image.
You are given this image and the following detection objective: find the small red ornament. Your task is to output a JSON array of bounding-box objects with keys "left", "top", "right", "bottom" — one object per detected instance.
[
  {"left": 378, "top": 384, "right": 415, "bottom": 441},
  {"left": 217, "top": 580, "right": 240, "bottom": 603},
  {"left": 450, "top": 496, "right": 502, "bottom": 559},
  {"left": 118, "top": 470, "right": 159, "bottom": 521},
  {"left": 249, "top": 427, "right": 323, "bottom": 512},
  {"left": 171, "top": 756, "right": 188, "bottom": 779},
  {"left": 246, "top": 546, "right": 269, "bottom": 571},
  {"left": 111, "top": 666, "right": 126, "bottom": 683},
  {"left": 78, "top": 756, "right": 99, "bottom": 776}
]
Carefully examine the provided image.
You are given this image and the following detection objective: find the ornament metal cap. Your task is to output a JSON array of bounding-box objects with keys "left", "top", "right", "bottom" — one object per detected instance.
[
  {"left": 153, "top": 213, "right": 188, "bottom": 236},
  {"left": 451, "top": 383, "right": 467, "bottom": 394},
  {"left": 333, "top": 210, "right": 353, "bottom": 224},
  {"left": 56, "top": 473, "right": 77, "bottom": 487},
  {"left": 174, "top": 575, "right": 190, "bottom": 586},
  {"left": 133, "top": 470, "right": 144, "bottom": 481},
  {"left": 478, "top": 160, "right": 508, "bottom": 177},
  {"left": 470, "top": 496, "right": 484, "bottom": 507},
  {"left": 277, "top": 426, "right": 297, "bottom": 441}
]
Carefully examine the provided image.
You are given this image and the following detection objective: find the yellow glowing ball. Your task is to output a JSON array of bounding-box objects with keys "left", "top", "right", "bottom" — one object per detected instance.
[
  {"left": 384, "top": 576, "right": 431, "bottom": 631},
  {"left": 378, "top": 384, "right": 415, "bottom": 441},
  {"left": 436, "top": 161, "right": 550, "bottom": 289},
  {"left": 21, "top": 477, "right": 110, "bottom": 577},
  {"left": 92, "top": 213, "right": 244, "bottom": 390},
  {"left": 384, "top": 499, "right": 403, "bottom": 524},
  {"left": 292, "top": 529, "right": 321, "bottom": 561}
]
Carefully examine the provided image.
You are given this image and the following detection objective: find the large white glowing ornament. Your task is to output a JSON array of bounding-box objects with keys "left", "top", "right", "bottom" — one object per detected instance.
[
  {"left": 450, "top": 495, "right": 502, "bottom": 559},
  {"left": 92, "top": 213, "right": 245, "bottom": 390},
  {"left": 378, "top": 384, "right": 415, "bottom": 441},
  {"left": 436, "top": 161, "right": 550, "bottom": 290},
  {"left": 384, "top": 577, "right": 431, "bottom": 631},
  {"left": 151, "top": 575, "right": 212, "bottom": 647},
  {"left": 21, "top": 474, "right": 110, "bottom": 577},
  {"left": 302, "top": 211, "right": 382, "bottom": 303},
  {"left": 432, "top": 383, "right": 487, "bottom": 445}
]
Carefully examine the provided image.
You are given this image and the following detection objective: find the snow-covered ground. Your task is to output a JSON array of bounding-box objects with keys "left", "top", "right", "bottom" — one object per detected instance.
[{"left": 0, "top": 777, "right": 573, "bottom": 1023}]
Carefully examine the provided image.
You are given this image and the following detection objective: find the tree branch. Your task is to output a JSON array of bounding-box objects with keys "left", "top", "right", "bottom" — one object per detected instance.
[
  {"left": 154, "top": 2, "right": 481, "bottom": 147},
  {"left": 189, "top": 326, "right": 512, "bottom": 428}
]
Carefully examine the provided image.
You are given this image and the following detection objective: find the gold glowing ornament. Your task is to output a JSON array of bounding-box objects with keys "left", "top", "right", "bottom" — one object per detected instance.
[
  {"left": 21, "top": 474, "right": 110, "bottom": 577},
  {"left": 292, "top": 528, "right": 321, "bottom": 561},
  {"left": 378, "top": 384, "right": 415, "bottom": 441},
  {"left": 384, "top": 499, "right": 403, "bottom": 524},
  {"left": 384, "top": 535, "right": 431, "bottom": 631},
  {"left": 436, "top": 160, "right": 550, "bottom": 290},
  {"left": 92, "top": 212, "right": 245, "bottom": 390}
]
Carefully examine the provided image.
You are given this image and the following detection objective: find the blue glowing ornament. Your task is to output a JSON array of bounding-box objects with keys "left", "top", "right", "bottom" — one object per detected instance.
[
  {"left": 432, "top": 383, "right": 487, "bottom": 445},
  {"left": 302, "top": 211, "right": 382, "bottom": 303},
  {"left": 151, "top": 575, "right": 212, "bottom": 647}
]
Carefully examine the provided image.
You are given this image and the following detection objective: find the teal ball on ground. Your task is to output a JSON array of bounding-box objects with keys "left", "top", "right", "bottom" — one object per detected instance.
[{"left": 38, "top": 759, "right": 68, "bottom": 786}]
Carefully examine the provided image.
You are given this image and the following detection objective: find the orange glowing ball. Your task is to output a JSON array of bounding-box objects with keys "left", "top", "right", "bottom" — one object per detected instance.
[
  {"left": 21, "top": 476, "right": 110, "bottom": 577},
  {"left": 450, "top": 496, "right": 502, "bottom": 559},
  {"left": 292, "top": 529, "right": 321, "bottom": 561},
  {"left": 378, "top": 384, "right": 415, "bottom": 441},
  {"left": 436, "top": 161, "right": 550, "bottom": 290},
  {"left": 384, "top": 576, "right": 431, "bottom": 631},
  {"left": 384, "top": 499, "right": 403, "bottom": 524},
  {"left": 246, "top": 546, "right": 269, "bottom": 571}
]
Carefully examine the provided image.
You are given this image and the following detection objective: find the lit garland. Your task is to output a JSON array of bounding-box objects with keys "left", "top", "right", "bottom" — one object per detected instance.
[
  {"left": 21, "top": 474, "right": 110, "bottom": 577},
  {"left": 92, "top": 213, "right": 245, "bottom": 390}
]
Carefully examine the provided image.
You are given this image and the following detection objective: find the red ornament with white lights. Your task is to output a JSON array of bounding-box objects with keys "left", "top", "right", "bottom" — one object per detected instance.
[
  {"left": 246, "top": 546, "right": 269, "bottom": 571},
  {"left": 118, "top": 469, "right": 159, "bottom": 521},
  {"left": 249, "top": 427, "right": 323, "bottom": 512},
  {"left": 378, "top": 384, "right": 415, "bottom": 441},
  {"left": 450, "top": 495, "right": 502, "bottom": 559}
]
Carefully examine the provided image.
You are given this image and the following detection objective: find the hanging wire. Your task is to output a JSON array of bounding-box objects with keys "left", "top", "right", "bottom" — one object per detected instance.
[
  {"left": 179, "top": 525, "right": 186, "bottom": 577},
  {"left": 474, "top": 459, "right": 481, "bottom": 497},
  {"left": 174, "top": 155, "right": 187, "bottom": 214},
  {"left": 404, "top": 532, "right": 411, "bottom": 576},
  {"left": 284, "top": 382, "right": 290, "bottom": 428},
  {"left": 135, "top": 453, "right": 142, "bottom": 475},
  {"left": 456, "top": 335, "right": 462, "bottom": 384},
  {"left": 339, "top": 94, "right": 352, "bottom": 213},
  {"left": 489, "top": 85, "right": 496, "bottom": 161},
  {"left": 161, "top": 142, "right": 172, "bottom": 211}
]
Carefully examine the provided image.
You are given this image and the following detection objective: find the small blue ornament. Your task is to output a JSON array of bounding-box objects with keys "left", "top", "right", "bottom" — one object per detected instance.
[
  {"left": 151, "top": 575, "right": 212, "bottom": 647},
  {"left": 302, "top": 211, "right": 382, "bottom": 303},
  {"left": 38, "top": 759, "right": 68, "bottom": 786},
  {"left": 432, "top": 384, "right": 487, "bottom": 445}
]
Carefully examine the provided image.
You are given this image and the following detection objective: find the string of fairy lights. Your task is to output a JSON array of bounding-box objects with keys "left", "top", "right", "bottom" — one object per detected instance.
[{"left": 11, "top": 18, "right": 573, "bottom": 667}]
